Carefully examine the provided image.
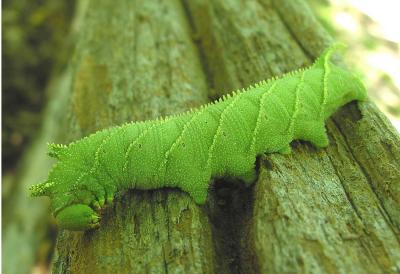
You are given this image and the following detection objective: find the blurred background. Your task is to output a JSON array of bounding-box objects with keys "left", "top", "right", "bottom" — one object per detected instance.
[
  {"left": 2, "top": 0, "right": 399, "bottom": 273},
  {"left": 2, "top": 0, "right": 75, "bottom": 175}
]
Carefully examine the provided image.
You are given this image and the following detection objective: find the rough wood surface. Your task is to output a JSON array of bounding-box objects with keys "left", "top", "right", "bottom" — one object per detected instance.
[
  {"left": 182, "top": 1, "right": 400, "bottom": 273},
  {"left": 43, "top": 0, "right": 400, "bottom": 273}
]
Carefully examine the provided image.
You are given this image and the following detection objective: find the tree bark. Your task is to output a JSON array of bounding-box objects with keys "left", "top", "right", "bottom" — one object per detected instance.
[{"left": 45, "top": 0, "right": 400, "bottom": 273}]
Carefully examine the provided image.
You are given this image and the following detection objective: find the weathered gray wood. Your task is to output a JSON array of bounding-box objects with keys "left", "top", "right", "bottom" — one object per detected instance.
[{"left": 40, "top": 0, "right": 400, "bottom": 273}]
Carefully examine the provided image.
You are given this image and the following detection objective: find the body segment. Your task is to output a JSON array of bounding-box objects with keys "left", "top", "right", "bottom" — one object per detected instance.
[{"left": 29, "top": 44, "right": 367, "bottom": 230}]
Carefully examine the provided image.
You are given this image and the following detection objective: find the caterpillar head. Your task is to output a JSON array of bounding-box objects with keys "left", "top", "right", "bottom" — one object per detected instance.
[
  {"left": 29, "top": 143, "right": 103, "bottom": 231},
  {"left": 30, "top": 179, "right": 102, "bottom": 231},
  {"left": 55, "top": 204, "right": 100, "bottom": 231}
]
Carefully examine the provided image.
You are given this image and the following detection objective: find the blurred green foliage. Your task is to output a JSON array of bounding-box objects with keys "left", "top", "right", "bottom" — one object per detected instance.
[
  {"left": 306, "top": 0, "right": 338, "bottom": 37},
  {"left": 2, "top": 0, "right": 75, "bottom": 173}
]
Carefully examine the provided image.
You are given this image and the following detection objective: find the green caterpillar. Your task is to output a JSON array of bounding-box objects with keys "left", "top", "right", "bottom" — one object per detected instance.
[{"left": 29, "top": 44, "right": 367, "bottom": 231}]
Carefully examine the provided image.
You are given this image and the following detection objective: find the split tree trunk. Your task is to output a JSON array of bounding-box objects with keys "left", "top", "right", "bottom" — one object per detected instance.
[{"left": 42, "top": 0, "right": 400, "bottom": 273}]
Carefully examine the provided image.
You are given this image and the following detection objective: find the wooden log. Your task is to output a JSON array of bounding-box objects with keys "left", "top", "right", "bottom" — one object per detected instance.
[{"left": 46, "top": 0, "right": 400, "bottom": 273}]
